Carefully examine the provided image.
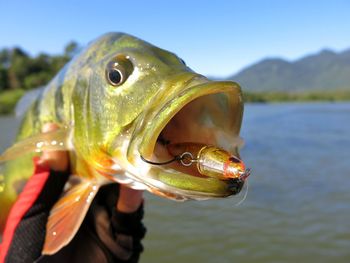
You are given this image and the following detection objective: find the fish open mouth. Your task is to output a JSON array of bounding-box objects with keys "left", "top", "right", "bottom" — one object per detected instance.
[
  {"left": 152, "top": 94, "right": 240, "bottom": 178},
  {"left": 128, "top": 79, "right": 246, "bottom": 198}
]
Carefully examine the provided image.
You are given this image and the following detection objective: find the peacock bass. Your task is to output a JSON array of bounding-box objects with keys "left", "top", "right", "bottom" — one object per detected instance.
[{"left": 0, "top": 33, "right": 249, "bottom": 255}]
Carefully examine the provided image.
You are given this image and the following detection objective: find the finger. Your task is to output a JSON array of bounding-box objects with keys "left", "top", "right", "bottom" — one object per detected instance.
[
  {"left": 37, "top": 123, "right": 69, "bottom": 172},
  {"left": 117, "top": 185, "right": 143, "bottom": 213}
]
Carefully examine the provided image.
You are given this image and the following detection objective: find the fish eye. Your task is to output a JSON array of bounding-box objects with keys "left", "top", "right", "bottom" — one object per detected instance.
[
  {"left": 107, "top": 68, "right": 123, "bottom": 86},
  {"left": 106, "top": 55, "right": 133, "bottom": 86}
]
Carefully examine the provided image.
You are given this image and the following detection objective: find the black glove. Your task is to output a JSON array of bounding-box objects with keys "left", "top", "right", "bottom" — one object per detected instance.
[{"left": 1, "top": 159, "right": 69, "bottom": 263}]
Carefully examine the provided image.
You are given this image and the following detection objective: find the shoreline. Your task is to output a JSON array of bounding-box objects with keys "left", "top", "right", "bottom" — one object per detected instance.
[{"left": 1, "top": 89, "right": 350, "bottom": 115}]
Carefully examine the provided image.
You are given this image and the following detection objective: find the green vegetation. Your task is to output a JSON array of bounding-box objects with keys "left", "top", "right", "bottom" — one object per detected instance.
[
  {"left": 0, "top": 89, "right": 25, "bottom": 114},
  {"left": 243, "top": 90, "right": 350, "bottom": 103},
  {"left": 0, "top": 42, "right": 79, "bottom": 114}
]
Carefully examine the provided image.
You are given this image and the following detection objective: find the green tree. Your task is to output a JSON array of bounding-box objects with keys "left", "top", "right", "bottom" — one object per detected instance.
[
  {"left": 7, "top": 47, "right": 30, "bottom": 89},
  {"left": 0, "top": 48, "right": 11, "bottom": 68},
  {"left": 64, "top": 41, "right": 79, "bottom": 58},
  {"left": 0, "top": 66, "right": 8, "bottom": 91},
  {"left": 0, "top": 42, "right": 79, "bottom": 114}
]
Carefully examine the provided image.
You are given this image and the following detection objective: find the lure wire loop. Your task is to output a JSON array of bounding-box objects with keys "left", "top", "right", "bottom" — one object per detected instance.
[{"left": 179, "top": 152, "right": 197, "bottom": 166}]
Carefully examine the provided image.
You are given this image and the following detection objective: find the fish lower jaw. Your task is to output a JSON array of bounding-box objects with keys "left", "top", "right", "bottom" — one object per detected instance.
[{"left": 109, "top": 157, "right": 217, "bottom": 200}]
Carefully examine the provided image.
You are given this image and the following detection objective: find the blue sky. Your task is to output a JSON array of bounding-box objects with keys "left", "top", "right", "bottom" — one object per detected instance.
[{"left": 1, "top": 0, "right": 349, "bottom": 77}]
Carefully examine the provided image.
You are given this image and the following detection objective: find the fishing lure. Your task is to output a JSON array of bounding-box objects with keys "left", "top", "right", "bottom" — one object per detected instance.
[{"left": 142, "top": 142, "right": 250, "bottom": 181}]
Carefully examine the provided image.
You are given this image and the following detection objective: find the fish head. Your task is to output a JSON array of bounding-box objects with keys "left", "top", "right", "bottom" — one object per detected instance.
[{"left": 71, "top": 33, "right": 245, "bottom": 200}]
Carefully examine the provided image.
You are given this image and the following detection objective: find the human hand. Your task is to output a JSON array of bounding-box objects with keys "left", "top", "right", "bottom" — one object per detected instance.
[
  {"left": 0, "top": 123, "right": 70, "bottom": 262},
  {"left": 37, "top": 123, "right": 69, "bottom": 172},
  {"left": 117, "top": 186, "right": 143, "bottom": 213},
  {"left": 1, "top": 123, "right": 146, "bottom": 263}
]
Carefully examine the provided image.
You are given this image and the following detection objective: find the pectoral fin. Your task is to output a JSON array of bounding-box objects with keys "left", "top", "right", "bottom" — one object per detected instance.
[
  {"left": 42, "top": 180, "right": 100, "bottom": 255},
  {"left": 0, "top": 128, "right": 70, "bottom": 163}
]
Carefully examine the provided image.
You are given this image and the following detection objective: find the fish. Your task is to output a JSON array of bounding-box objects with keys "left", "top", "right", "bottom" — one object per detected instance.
[{"left": 0, "top": 32, "right": 248, "bottom": 255}]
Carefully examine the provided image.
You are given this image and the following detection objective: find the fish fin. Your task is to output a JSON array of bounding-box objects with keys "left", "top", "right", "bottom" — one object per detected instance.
[
  {"left": 42, "top": 180, "right": 100, "bottom": 255},
  {"left": 0, "top": 128, "right": 70, "bottom": 163},
  {"left": 111, "top": 172, "right": 147, "bottom": 190}
]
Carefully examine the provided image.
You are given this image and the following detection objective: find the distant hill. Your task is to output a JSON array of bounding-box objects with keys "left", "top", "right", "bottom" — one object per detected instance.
[{"left": 228, "top": 48, "right": 350, "bottom": 92}]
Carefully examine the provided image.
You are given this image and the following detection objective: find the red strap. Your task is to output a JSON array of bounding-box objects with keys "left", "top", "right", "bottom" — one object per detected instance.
[{"left": 0, "top": 158, "right": 50, "bottom": 263}]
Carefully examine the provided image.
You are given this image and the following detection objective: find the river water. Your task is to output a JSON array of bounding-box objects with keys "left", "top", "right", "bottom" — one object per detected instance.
[{"left": 0, "top": 103, "right": 349, "bottom": 262}]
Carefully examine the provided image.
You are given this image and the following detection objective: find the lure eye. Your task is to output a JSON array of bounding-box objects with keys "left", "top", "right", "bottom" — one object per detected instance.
[
  {"left": 106, "top": 55, "right": 133, "bottom": 86},
  {"left": 229, "top": 156, "right": 241, "bottom": 164}
]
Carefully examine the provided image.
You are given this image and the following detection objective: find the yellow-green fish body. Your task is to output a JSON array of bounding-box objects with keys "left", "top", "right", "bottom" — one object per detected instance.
[{"left": 0, "top": 33, "right": 245, "bottom": 254}]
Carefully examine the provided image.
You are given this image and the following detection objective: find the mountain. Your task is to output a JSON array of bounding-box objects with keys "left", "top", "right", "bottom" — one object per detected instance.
[{"left": 228, "top": 48, "right": 350, "bottom": 92}]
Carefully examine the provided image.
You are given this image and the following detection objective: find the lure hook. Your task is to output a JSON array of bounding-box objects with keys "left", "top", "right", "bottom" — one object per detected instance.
[
  {"left": 239, "top": 168, "right": 251, "bottom": 181},
  {"left": 140, "top": 155, "right": 180, "bottom": 165},
  {"left": 140, "top": 151, "right": 198, "bottom": 167}
]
